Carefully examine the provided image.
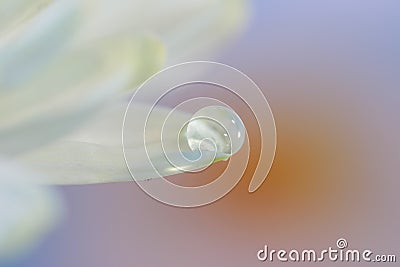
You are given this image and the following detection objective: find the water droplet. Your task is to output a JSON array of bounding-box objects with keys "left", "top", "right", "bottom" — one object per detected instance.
[{"left": 186, "top": 106, "right": 245, "bottom": 159}]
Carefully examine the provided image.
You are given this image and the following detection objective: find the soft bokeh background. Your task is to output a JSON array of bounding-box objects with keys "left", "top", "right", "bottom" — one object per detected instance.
[{"left": 9, "top": 0, "right": 400, "bottom": 266}]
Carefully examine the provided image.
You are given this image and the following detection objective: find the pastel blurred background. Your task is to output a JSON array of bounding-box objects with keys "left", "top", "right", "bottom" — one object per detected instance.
[{"left": 3, "top": 0, "right": 400, "bottom": 266}]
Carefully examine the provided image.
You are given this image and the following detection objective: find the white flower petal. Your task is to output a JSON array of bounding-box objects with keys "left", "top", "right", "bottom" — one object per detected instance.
[
  {"left": 0, "top": 159, "right": 62, "bottom": 261},
  {"left": 0, "top": 0, "right": 53, "bottom": 39},
  {"left": 1, "top": 0, "right": 248, "bottom": 185},
  {"left": 76, "top": 0, "right": 248, "bottom": 62},
  {"left": 0, "top": 0, "right": 80, "bottom": 87},
  {"left": 18, "top": 102, "right": 220, "bottom": 184},
  {"left": 0, "top": 35, "right": 165, "bottom": 155}
]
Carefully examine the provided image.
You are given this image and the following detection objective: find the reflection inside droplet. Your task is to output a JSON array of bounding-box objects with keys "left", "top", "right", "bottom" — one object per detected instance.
[{"left": 186, "top": 106, "right": 246, "bottom": 159}]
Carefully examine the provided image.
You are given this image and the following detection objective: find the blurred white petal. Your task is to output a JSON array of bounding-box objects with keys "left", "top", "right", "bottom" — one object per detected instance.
[
  {"left": 0, "top": 159, "right": 62, "bottom": 261},
  {"left": 0, "top": 0, "right": 80, "bottom": 85},
  {"left": 76, "top": 0, "right": 248, "bottom": 62},
  {"left": 0, "top": 35, "right": 165, "bottom": 155},
  {"left": 0, "top": 0, "right": 53, "bottom": 39},
  {"left": 18, "top": 102, "right": 220, "bottom": 184},
  {"left": 0, "top": 0, "right": 247, "bottom": 156}
]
